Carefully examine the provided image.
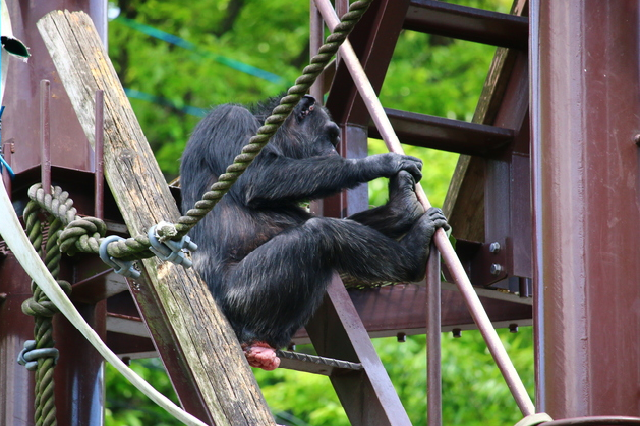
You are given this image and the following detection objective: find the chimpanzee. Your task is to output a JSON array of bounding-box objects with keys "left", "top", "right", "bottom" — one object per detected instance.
[{"left": 180, "top": 95, "right": 448, "bottom": 370}]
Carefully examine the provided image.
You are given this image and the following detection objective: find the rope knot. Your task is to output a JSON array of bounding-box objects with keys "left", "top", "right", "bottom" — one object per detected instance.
[
  {"left": 59, "top": 217, "right": 106, "bottom": 255},
  {"left": 21, "top": 280, "right": 71, "bottom": 318}
]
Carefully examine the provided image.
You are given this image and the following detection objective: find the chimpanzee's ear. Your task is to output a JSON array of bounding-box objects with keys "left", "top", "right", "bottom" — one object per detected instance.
[{"left": 296, "top": 95, "right": 316, "bottom": 122}]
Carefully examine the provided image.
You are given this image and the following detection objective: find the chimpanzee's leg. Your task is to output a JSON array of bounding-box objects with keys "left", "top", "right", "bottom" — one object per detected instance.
[
  {"left": 348, "top": 171, "right": 424, "bottom": 239},
  {"left": 219, "top": 208, "right": 447, "bottom": 369}
]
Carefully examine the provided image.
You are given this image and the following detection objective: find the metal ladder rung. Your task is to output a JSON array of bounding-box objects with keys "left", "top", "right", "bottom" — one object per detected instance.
[{"left": 276, "top": 350, "right": 363, "bottom": 376}]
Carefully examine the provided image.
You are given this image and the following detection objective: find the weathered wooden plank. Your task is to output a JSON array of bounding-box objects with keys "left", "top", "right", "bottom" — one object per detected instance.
[{"left": 37, "top": 11, "right": 275, "bottom": 426}]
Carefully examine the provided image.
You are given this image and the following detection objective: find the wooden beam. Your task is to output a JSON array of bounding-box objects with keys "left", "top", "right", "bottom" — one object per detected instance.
[{"left": 37, "top": 11, "right": 274, "bottom": 426}]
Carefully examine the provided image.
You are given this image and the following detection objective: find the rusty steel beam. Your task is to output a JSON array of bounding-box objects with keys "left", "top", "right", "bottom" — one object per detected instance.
[
  {"left": 0, "top": 253, "right": 36, "bottom": 425},
  {"left": 368, "top": 108, "right": 514, "bottom": 156},
  {"left": 94, "top": 90, "right": 105, "bottom": 219},
  {"left": 52, "top": 300, "right": 107, "bottom": 426},
  {"left": 306, "top": 274, "right": 412, "bottom": 426},
  {"left": 325, "top": 0, "right": 410, "bottom": 126},
  {"left": 40, "top": 80, "right": 51, "bottom": 194},
  {"left": 531, "top": 0, "right": 640, "bottom": 418},
  {"left": 426, "top": 245, "right": 442, "bottom": 426},
  {"left": 405, "top": 0, "right": 528, "bottom": 49},
  {"left": 349, "top": 284, "right": 531, "bottom": 337},
  {"left": 292, "top": 284, "right": 532, "bottom": 344}
]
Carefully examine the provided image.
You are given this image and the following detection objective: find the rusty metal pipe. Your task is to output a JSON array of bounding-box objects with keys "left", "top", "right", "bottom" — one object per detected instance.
[
  {"left": 314, "top": 0, "right": 535, "bottom": 416},
  {"left": 426, "top": 244, "right": 442, "bottom": 426},
  {"left": 309, "top": 1, "right": 324, "bottom": 103},
  {"left": 94, "top": 90, "right": 105, "bottom": 219},
  {"left": 40, "top": 80, "right": 51, "bottom": 195},
  {"left": 528, "top": 0, "right": 546, "bottom": 411}
]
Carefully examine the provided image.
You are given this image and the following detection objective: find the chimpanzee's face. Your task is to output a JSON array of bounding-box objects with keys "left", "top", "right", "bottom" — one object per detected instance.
[{"left": 293, "top": 95, "right": 341, "bottom": 157}]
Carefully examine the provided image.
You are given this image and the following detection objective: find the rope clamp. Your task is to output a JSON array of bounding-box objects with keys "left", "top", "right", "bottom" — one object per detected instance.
[
  {"left": 147, "top": 223, "right": 197, "bottom": 268},
  {"left": 17, "top": 340, "right": 59, "bottom": 371},
  {"left": 99, "top": 235, "right": 141, "bottom": 278}
]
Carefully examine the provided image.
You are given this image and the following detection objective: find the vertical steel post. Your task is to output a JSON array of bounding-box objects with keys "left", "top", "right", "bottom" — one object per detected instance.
[
  {"left": 40, "top": 80, "right": 51, "bottom": 195},
  {"left": 531, "top": 0, "right": 640, "bottom": 418},
  {"left": 309, "top": 0, "right": 325, "bottom": 217},
  {"left": 0, "top": 254, "right": 36, "bottom": 426},
  {"left": 309, "top": 0, "right": 324, "bottom": 103},
  {"left": 426, "top": 244, "right": 442, "bottom": 426},
  {"left": 94, "top": 90, "right": 105, "bottom": 219}
]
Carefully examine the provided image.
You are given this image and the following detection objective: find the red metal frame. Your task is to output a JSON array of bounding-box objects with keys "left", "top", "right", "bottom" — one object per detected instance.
[{"left": 531, "top": 0, "right": 640, "bottom": 418}]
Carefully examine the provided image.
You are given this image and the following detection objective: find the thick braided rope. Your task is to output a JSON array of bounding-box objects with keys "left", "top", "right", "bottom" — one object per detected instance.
[
  {"left": 26, "top": 0, "right": 372, "bottom": 261},
  {"left": 21, "top": 200, "right": 73, "bottom": 426},
  {"left": 27, "top": 183, "right": 153, "bottom": 260},
  {"left": 173, "top": 0, "right": 373, "bottom": 238}
]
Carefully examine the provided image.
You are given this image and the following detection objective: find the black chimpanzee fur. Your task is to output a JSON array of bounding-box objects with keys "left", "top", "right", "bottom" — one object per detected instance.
[{"left": 180, "top": 95, "right": 448, "bottom": 350}]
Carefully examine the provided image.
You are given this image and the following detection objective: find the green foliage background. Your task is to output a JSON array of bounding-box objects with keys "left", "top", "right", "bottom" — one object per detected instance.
[{"left": 104, "top": 0, "right": 534, "bottom": 425}]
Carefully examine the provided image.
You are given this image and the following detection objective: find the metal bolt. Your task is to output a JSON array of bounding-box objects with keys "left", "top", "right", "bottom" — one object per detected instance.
[
  {"left": 490, "top": 263, "right": 503, "bottom": 275},
  {"left": 634, "top": 134, "right": 640, "bottom": 146},
  {"left": 489, "top": 242, "right": 501, "bottom": 253}
]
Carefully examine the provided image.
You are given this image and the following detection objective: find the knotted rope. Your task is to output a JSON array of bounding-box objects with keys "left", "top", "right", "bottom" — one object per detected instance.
[{"left": 20, "top": 198, "right": 73, "bottom": 426}]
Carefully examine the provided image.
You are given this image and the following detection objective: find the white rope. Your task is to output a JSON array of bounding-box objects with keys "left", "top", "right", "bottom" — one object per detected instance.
[{"left": 0, "top": 179, "right": 209, "bottom": 426}]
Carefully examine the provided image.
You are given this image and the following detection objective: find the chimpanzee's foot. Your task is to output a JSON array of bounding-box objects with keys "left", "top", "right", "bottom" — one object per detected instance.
[
  {"left": 242, "top": 342, "right": 281, "bottom": 370},
  {"left": 388, "top": 171, "right": 424, "bottom": 224}
]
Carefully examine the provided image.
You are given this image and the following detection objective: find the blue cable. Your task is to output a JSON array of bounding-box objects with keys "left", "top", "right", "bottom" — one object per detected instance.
[
  {"left": 124, "top": 88, "right": 208, "bottom": 117},
  {"left": 114, "top": 17, "right": 285, "bottom": 85}
]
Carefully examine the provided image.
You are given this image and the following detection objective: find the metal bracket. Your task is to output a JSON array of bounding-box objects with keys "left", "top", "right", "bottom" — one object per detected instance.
[
  {"left": 147, "top": 223, "right": 197, "bottom": 268},
  {"left": 99, "top": 235, "right": 140, "bottom": 279}
]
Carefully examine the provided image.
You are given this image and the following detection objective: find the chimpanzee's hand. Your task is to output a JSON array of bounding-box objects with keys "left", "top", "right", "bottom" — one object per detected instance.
[{"left": 360, "top": 153, "right": 423, "bottom": 182}]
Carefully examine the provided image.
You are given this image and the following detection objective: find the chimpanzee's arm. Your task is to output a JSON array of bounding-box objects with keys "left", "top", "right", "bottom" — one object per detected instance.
[{"left": 242, "top": 151, "right": 422, "bottom": 206}]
